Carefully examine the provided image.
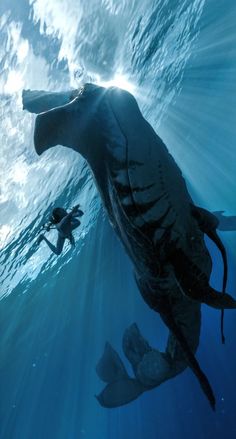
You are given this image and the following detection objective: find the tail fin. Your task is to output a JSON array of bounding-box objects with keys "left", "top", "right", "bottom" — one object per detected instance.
[{"left": 96, "top": 343, "right": 145, "bottom": 407}]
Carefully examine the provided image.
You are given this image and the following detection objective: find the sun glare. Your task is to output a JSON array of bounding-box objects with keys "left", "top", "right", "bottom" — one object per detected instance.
[
  {"left": 10, "top": 162, "right": 29, "bottom": 184},
  {"left": 98, "top": 74, "right": 136, "bottom": 94},
  {"left": 0, "top": 225, "right": 12, "bottom": 248},
  {"left": 4, "top": 70, "right": 24, "bottom": 94}
]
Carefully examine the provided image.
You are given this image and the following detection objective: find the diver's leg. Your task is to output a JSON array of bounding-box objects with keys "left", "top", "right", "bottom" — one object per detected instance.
[{"left": 40, "top": 235, "right": 65, "bottom": 255}]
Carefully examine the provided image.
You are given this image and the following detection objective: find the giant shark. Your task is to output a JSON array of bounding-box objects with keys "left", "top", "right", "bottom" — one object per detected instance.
[{"left": 23, "top": 83, "right": 236, "bottom": 409}]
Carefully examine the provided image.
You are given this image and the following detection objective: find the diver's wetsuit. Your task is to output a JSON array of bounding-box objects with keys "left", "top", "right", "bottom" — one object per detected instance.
[{"left": 40, "top": 211, "right": 80, "bottom": 255}]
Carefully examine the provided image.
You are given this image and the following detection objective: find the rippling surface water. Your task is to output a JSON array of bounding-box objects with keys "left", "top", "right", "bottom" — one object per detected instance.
[{"left": 0, "top": 1, "right": 236, "bottom": 438}]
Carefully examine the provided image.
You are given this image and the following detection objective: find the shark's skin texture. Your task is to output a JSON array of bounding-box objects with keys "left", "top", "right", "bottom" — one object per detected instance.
[{"left": 23, "top": 83, "right": 236, "bottom": 410}]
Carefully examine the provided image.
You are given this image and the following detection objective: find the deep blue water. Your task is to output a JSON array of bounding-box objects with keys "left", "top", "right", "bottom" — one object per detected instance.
[{"left": 0, "top": 1, "right": 236, "bottom": 438}]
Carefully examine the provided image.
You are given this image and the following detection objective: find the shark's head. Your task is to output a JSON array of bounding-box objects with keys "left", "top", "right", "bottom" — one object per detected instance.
[{"left": 33, "top": 84, "right": 106, "bottom": 158}]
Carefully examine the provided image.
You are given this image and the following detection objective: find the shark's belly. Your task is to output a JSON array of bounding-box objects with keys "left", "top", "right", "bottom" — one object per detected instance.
[{"left": 103, "top": 90, "right": 197, "bottom": 250}]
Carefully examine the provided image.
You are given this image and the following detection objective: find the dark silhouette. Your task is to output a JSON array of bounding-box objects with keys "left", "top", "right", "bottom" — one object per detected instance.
[
  {"left": 38, "top": 205, "right": 83, "bottom": 255},
  {"left": 23, "top": 84, "right": 235, "bottom": 410}
]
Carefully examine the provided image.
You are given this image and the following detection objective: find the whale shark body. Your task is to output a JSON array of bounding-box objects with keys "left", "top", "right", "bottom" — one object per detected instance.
[{"left": 23, "top": 83, "right": 236, "bottom": 409}]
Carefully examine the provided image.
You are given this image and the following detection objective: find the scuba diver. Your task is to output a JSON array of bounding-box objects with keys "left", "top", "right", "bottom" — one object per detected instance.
[{"left": 37, "top": 204, "right": 83, "bottom": 255}]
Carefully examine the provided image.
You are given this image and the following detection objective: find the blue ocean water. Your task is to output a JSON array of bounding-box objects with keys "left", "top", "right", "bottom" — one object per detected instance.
[{"left": 0, "top": 0, "right": 236, "bottom": 438}]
